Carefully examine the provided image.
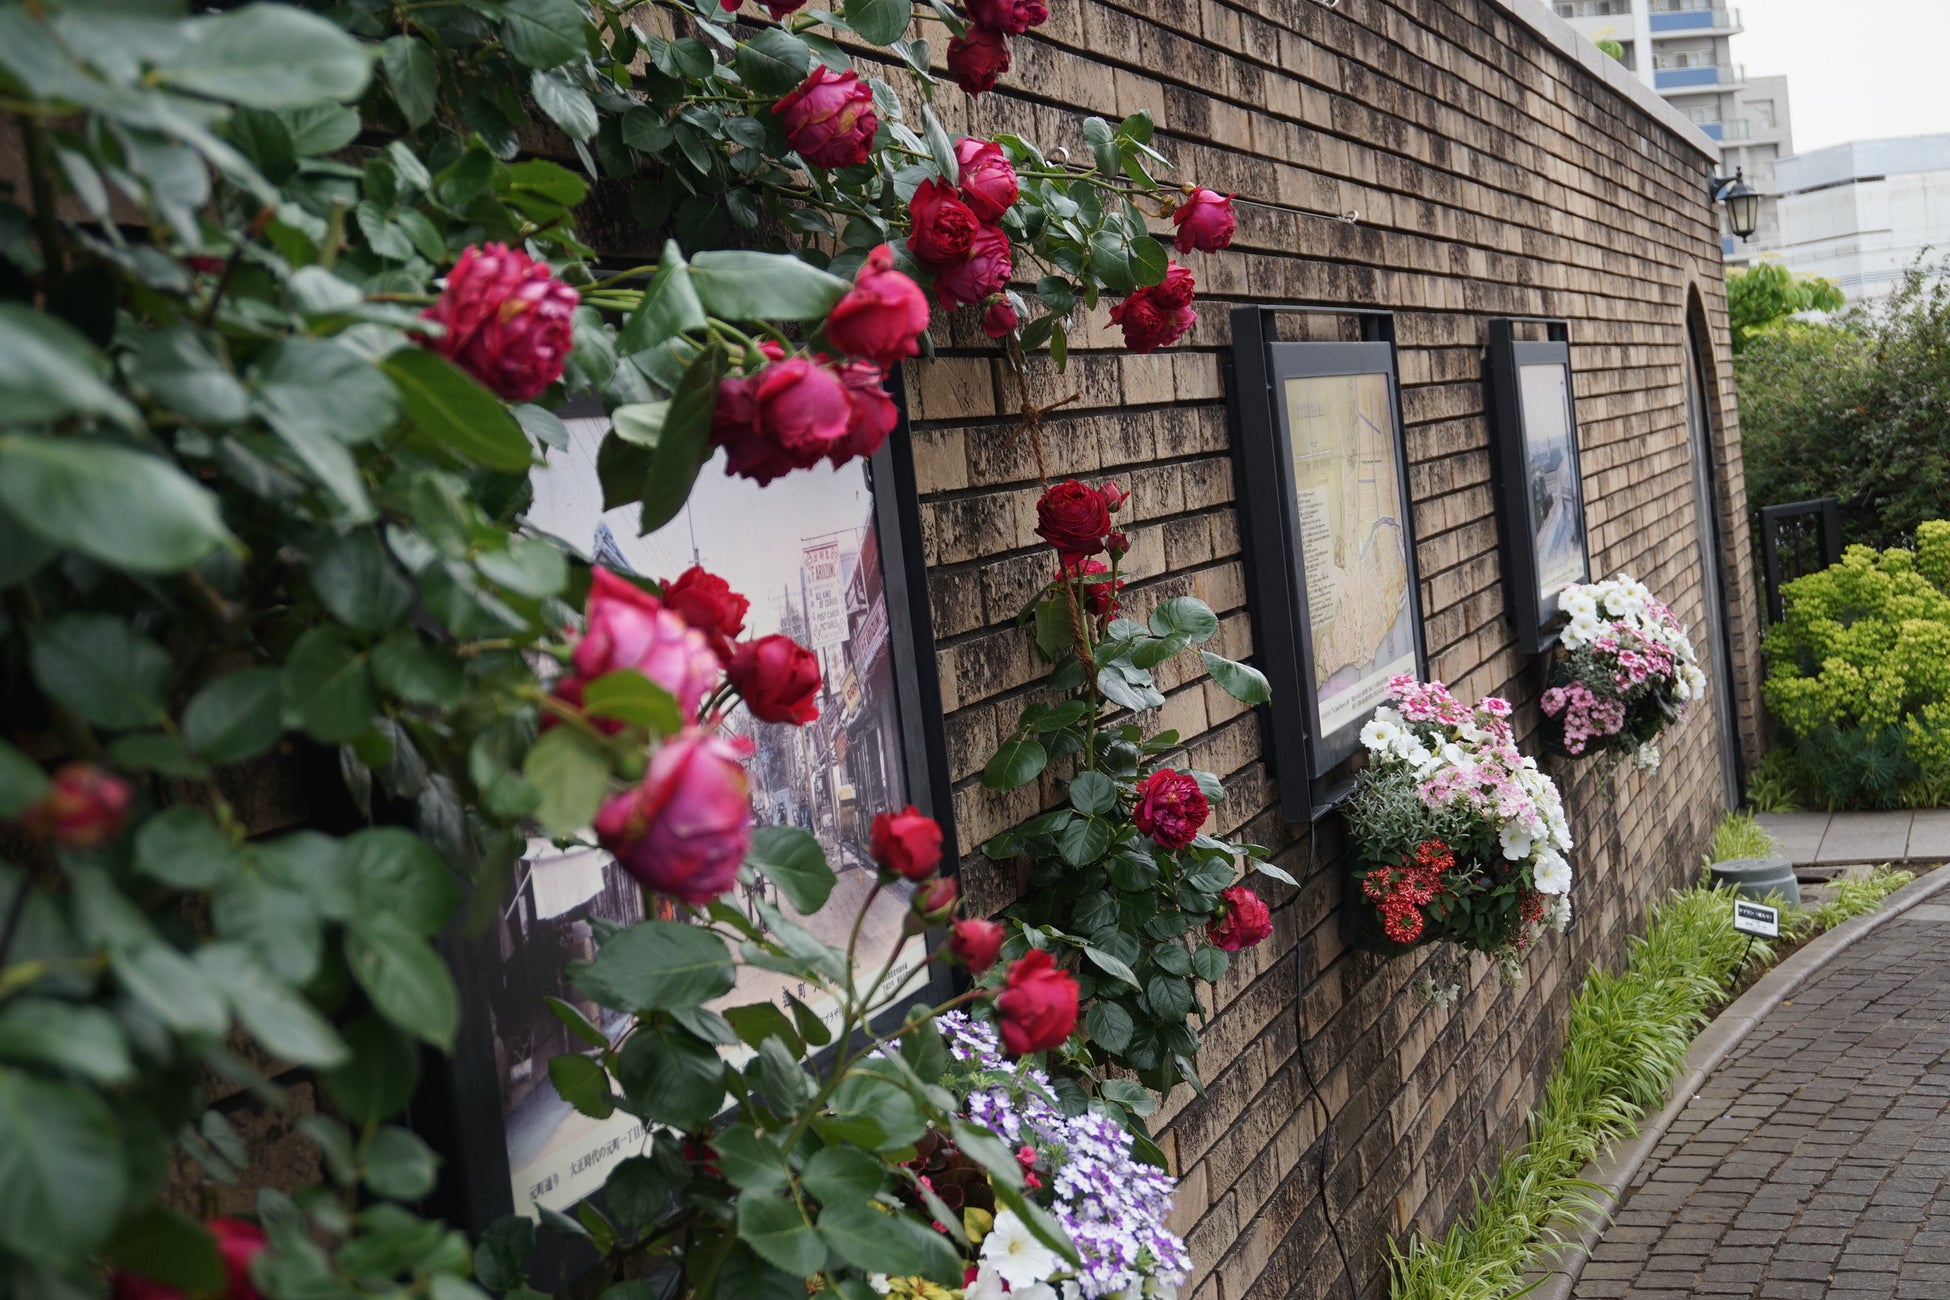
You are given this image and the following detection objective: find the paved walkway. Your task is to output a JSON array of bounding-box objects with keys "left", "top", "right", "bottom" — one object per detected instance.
[
  {"left": 1755, "top": 812, "right": 1950, "bottom": 867},
  {"left": 1571, "top": 902, "right": 1950, "bottom": 1300}
]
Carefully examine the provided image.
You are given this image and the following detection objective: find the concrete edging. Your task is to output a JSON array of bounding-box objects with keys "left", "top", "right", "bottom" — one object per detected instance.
[{"left": 1526, "top": 865, "right": 1950, "bottom": 1300}]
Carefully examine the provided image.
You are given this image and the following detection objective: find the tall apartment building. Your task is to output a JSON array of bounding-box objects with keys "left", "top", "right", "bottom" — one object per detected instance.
[
  {"left": 1553, "top": 1, "right": 1792, "bottom": 258},
  {"left": 1762, "top": 135, "right": 1950, "bottom": 303}
]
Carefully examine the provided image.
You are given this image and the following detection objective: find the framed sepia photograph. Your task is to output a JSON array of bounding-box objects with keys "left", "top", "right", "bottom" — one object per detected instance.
[
  {"left": 428, "top": 376, "right": 955, "bottom": 1247},
  {"left": 1228, "top": 306, "right": 1428, "bottom": 821},
  {"left": 1486, "top": 318, "right": 1591, "bottom": 655}
]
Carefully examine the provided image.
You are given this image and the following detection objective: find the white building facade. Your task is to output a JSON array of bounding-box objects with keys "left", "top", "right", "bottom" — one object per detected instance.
[{"left": 1758, "top": 135, "right": 1950, "bottom": 303}]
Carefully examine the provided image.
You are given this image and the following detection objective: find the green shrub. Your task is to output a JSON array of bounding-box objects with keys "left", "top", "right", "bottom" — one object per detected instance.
[{"left": 1706, "top": 811, "right": 1775, "bottom": 863}]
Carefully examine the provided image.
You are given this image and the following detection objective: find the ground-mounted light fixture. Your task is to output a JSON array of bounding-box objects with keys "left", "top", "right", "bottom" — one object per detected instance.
[{"left": 1709, "top": 167, "right": 1761, "bottom": 241}]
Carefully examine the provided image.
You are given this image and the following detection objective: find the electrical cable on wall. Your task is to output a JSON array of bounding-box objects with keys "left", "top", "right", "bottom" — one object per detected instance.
[{"left": 1295, "top": 829, "right": 1362, "bottom": 1300}]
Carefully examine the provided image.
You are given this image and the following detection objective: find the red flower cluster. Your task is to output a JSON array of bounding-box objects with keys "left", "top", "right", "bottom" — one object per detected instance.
[
  {"left": 1062, "top": 558, "right": 1123, "bottom": 618},
  {"left": 114, "top": 1218, "right": 265, "bottom": 1300},
  {"left": 1208, "top": 884, "right": 1272, "bottom": 951},
  {"left": 1360, "top": 839, "right": 1455, "bottom": 945},
  {"left": 1109, "top": 262, "right": 1197, "bottom": 354},
  {"left": 661, "top": 565, "right": 749, "bottom": 664},
  {"left": 1132, "top": 768, "right": 1209, "bottom": 850},
  {"left": 996, "top": 947, "right": 1078, "bottom": 1055},
  {"left": 22, "top": 763, "right": 131, "bottom": 849},
  {"left": 419, "top": 242, "right": 579, "bottom": 402},
  {"left": 1172, "top": 186, "right": 1237, "bottom": 253},
  {"left": 774, "top": 66, "right": 876, "bottom": 169},
  {"left": 908, "top": 139, "right": 1020, "bottom": 313},
  {"left": 1034, "top": 478, "right": 1127, "bottom": 564},
  {"left": 947, "top": 0, "right": 1047, "bottom": 95}
]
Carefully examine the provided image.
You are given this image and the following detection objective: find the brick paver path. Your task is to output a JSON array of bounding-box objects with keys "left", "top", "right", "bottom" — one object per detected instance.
[{"left": 1572, "top": 904, "right": 1950, "bottom": 1300}]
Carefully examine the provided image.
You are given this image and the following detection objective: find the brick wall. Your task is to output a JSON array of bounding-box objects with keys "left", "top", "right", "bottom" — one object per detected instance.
[{"left": 908, "top": 3, "right": 1760, "bottom": 1297}]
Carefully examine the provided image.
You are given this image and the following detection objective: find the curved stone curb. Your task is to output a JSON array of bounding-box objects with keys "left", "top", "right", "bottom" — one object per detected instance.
[{"left": 1526, "top": 864, "right": 1950, "bottom": 1300}]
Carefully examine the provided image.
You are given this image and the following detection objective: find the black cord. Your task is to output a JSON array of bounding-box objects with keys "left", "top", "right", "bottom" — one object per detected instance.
[{"left": 1296, "top": 827, "right": 1362, "bottom": 1300}]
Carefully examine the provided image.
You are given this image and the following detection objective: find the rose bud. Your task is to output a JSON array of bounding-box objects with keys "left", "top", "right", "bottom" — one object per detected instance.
[
  {"left": 661, "top": 566, "right": 750, "bottom": 664},
  {"left": 729, "top": 634, "right": 822, "bottom": 725},
  {"left": 1034, "top": 479, "right": 1112, "bottom": 564},
  {"left": 1105, "top": 530, "right": 1130, "bottom": 558},
  {"left": 1062, "top": 558, "right": 1122, "bottom": 618},
  {"left": 594, "top": 729, "right": 756, "bottom": 904},
  {"left": 114, "top": 1218, "right": 267, "bottom": 1300},
  {"left": 831, "top": 359, "right": 898, "bottom": 467},
  {"left": 954, "top": 138, "right": 1020, "bottom": 222},
  {"left": 967, "top": 0, "right": 1048, "bottom": 35},
  {"left": 419, "top": 243, "right": 578, "bottom": 403},
  {"left": 772, "top": 66, "right": 877, "bottom": 170},
  {"left": 1208, "top": 884, "right": 1273, "bottom": 952},
  {"left": 907, "top": 177, "right": 980, "bottom": 267},
  {"left": 949, "top": 917, "right": 1005, "bottom": 975},
  {"left": 1172, "top": 187, "right": 1237, "bottom": 253},
  {"left": 570, "top": 569, "right": 722, "bottom": 721},
  {"left": 910, "top": 876, "right": 959, "bottom": 927},
  {"left": 822, "top": 245, "right": 930, "bottom": 368},
  {"left": 23, "top": 764, "right": 132, "bottom": 850},
  {"left": 931, "top": 224, "right": 1012, "bottom": 310},
  {"left": 946, "top": 25, "right": 1011, "bottom": 95},
  {"left": 1132, "top": 768, "right": 1210, "bottom": 850},
  {"left": 871, "top": 805, "right": 944, "bottom": 880},
  {"left": 995, "top": 948, "right": 1079, "bottom": 1055},
  {"left": 981, "top": 298, "right": 1021, "bottom": 338},
  {"left": 1097, "top": 481, "right": 1130, "bottom": 513}
]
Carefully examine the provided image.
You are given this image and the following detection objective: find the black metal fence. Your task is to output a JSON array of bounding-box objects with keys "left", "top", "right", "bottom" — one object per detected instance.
[{"left": 1759, "top": 497, "right": 1843, "bottom": 623}]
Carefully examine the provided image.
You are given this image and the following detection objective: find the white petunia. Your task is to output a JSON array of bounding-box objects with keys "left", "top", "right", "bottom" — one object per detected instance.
[
  {"left": 964, "top": 1268, "right": 1010, "bottom": 1300},
  {"left": 1533, "top": 848, "right": 1572, "bottom": 895},
  {"left": 1361, "top": 718, "right": 1403, "bottom": 753},
  {"left": 1500, "top": 822, "right": 1535, "bottom": 861},
  {"left": 981, "top": 1211, "right": 1063, "bottom": 1291}
]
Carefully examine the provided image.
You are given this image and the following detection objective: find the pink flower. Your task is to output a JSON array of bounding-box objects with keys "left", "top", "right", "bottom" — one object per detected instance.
[
  {"left": 908, "top": 177, "right": 981, "bottom": 267},
  {"left": 831, "top": 358, "right": 898, "bottom": 466},
  {"left": 966, "top": 0, "right": 1047, "bottom": 35},
  {"left": 946, "top": 24, "right": 1011, "bottom": 94},
  {"left": 23, "top": 764, "right": 132, "bottom": 849},
  {"left": 570, "top": 569, "right": 722, "bottom": 720},
  {"left": 981, "top": 298, "right": 1021, "bottom": 337},
  {"left": 1171, "top": 187, "right": 1236, "bottom": 253},
  {"left": 931, "top": 224, "right": 1012, "bottom": 310},
  {"left": 773, "top": 67, "right": 877, "bottom": 170},
  {"left": 1108, "top": 263, "right": 1197, "bottom": 353},
  {"left": 1132, "top": 769, "right": 1209, "bottom": 850},
  {"left": 955, "top": 138, "right": 1019, "bottom": 223},
  {"left": 823, "top": 245, "right": 931, "bottom": 368},
  {"left": 595, "top": 730, "right": 755, "bottom": 904},
  {"left": 713, "top": 356, "right": 855, "bottom": 485},
  {"left": 419, "top": 243, "right": 578, "bottom": 402}
]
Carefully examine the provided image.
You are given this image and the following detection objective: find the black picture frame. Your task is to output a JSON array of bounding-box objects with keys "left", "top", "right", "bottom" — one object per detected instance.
[
  {"left": 1485, "top": 318, "right": 1592, "bottom": 655},
  {"left": 418, "top": 371, "right": 957, "bottom": 1276},
  {"left": 1226, "top": 306, "right": 1428, "bottom": 822}
]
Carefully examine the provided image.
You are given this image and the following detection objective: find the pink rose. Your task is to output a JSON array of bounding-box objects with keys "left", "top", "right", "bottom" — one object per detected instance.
[
  {"left": 996, "top": 949, "right": 1078, "bottom": 1055},
  {"left": 1171, "top": 187, "right": 1236, "bottom": 253},
  {"left": 932, "top": 224, "right": 1012, "bottom": 310},
  {"left": 946, "top": 25, "right": 1011, "bottom": 95},
  {"left": 950, "top": 918, "right": 1005, "bottom": 974},
  {"left": 661, "top": 565, "right": 749, "bottom": 664},
  {"left": 1109, "top": 263, "right": 1197, "bottom": 353},
  {"left": 114, "top": 1219, "right": 266, "bottom": 1300},
  {"left": 714, "top": 356, "right": 855, "bottom": 485},
  {"left": 982, "top": 298, "right": 1020, "bottom": 338},
  {"left": 954, "top": 138, "right": 1019, "bottom": 223},
  {"left": 419, "top": 243, "right": 579, "bottom": 402},
  {"left": 595, "top": 730, "right": 755, "bottom": 904},
  {"left": 1132, "top": 768, "right": 1209, "bottom": 850},
  {"left": 966, "top": 0, "right": 1047, "bottom": 35},
  {"left": 832, "top": 359, "right": 898, "bottom": 466},
  {"left": 823, "top": 245, "right": 930, "bottom": 368},
  {"left": 23, "top": 763, "right": 132, "bottom": 849},
  {"left": 908, "top": 177, "right": 980, "bottom": 266},
  {"left": 773, "top": 67, "right": 877, "bottom": 170},
  {"left": 570, "top": 569, "right": 721, "bottom": 720}
]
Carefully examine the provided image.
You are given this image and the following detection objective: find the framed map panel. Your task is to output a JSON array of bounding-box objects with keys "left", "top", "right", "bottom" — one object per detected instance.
[
  {"left": 1228, "top": 307, "right": 1428, "bottom": 820},
  {"left": 1486, "top": 318, "right": 1591, "bottom": 655}
]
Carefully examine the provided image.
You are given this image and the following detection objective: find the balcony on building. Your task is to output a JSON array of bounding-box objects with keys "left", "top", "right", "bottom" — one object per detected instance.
[
  {"left": 1652, "top": 54, "right": 1744, "bottom": 90},
  {"left": 1648, "top": 3, "right": 1742, "bottom": 34},
  {"left": 1552, "top": 0, "right": 1632, "bottom": 16}
]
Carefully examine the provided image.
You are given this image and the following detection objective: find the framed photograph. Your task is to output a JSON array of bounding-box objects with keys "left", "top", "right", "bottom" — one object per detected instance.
[
  {"left": 1227, "top": 306, "right": 1428, "bottom": 821},
  {"left": 427, "top": 373, "right": 955, "bottom": 1249},
  {"left": 1486, "top": 318, "right": 1591, "bottom": 655}
]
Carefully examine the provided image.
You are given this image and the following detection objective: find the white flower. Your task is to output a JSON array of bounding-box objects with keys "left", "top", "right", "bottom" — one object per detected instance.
[
  {"left": 1500, "top": 822, "right": 1535, "bottom": 861},
  {"left": 1562, "top": 612, "right": 1602, "bottom": 648},
  {"left": 1013, "top": 1286, "right": 1060, "bottom": 1300},
  {"left": 1145, "top": 1280, "right": 1180, "bottom": 1300},
  {"left": 964, "top": 1269, "right": 1011, "bottom": 1300},
  {"left": 1360, "top": 718, "right": 1403, "bottom": 754},
  {"left": 1548, "top": 892, "right": 1574, "bottom": 933},
  {"left": 981, "top": 1211, "right": 1062, "bottom": 1291},
  {"left": 1533, "top": 848, "right": 1572, "bottom": 895},
  {"left": 867, "top": 1276, "right": 892, "bottom": 1296},
  {"left": 1633, "top": 741, "right": 1661, "bottom": 772}
]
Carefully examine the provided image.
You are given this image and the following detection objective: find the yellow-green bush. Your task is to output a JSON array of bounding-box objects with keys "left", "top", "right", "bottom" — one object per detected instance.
[{"left": 1763, "top": 521, "right": 1950, "bottom": 807}]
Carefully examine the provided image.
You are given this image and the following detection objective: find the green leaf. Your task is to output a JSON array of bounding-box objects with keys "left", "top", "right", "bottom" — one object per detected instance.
[
  {"left": 1057, "top": 815, "right": 1111, "bottom": 866},
  {"left": 212, "top": 873, "right": 320, "bottom": 984},
  {"left": 1150, "top": 596, "right": 1220, "bottom": 643},
  {"left": 382, "top": 349, "right": 534, "bottom": 472},
  {"left": 843, "top": 0, "right": 912, "bottom": 42},
  {"left": 1085, "top": 946, "right": 1140, "bottom": 989},
  {"left": 0, "top": 740, "right": 48, "bottom": 818},
  {"left": 612, "top": 1022, "right": 724, "bottom": 1130},
  {"left": 0, "top": 998, "right": 131, "bottom": 1084},
  {"left": 182, "top": 668, "right": 284, "bottom": 764},
  {"left": 1096, "top": 663, "right": 1164, "bottom": 712},
  {"left": 1254, "top": 861, "right": 1298, "bottom": 887},
  {"left": 746, "top": 825, "right": 837, "bottom": 913},
  {"left": 983, "top": 736, "right": 1048, "bottom": 790},
  {"left": 347, "top": 914, "right": 460, "bottom": 1048},
  {"left": 548, "top": 1054, "right": 615, "bottom": 1119},
  {"left": 381, "top": 35, "right": 437, "bottom": 127},
  {"left": 634, "top": 344, "right": 720, "bottom": 535},
  {"left": 323, "top": 1015, "right": 421, "bottom": 1126},
  {"left": 531, "top": 68, "right": 597, "bottom": 141},
  {"left": 724, "top": 1002, "right": 801, "bottom": 1055},
  {"left": 283, "top": 627, "right": 375, "bottom": 744},
  {"left": 571, "top": 920, "right": 736, "bottom": 1012},
  {"left": 1083, "top": 1000, "right": 1134, "bottom": 1053},
  {"left": 603, "top": 1158, "right": 669, "bottom": 1234},
  {"left": 0, "top": 435, "right": 231, "bottom": 574},
  {"left": 735, "top": 28, "right": 811, "bottom": 96},
  {"left": 618, "top": 242, "right": 707, "bottom": 356},
  {"left": 344, "top": 827, "right": 459, "bottom": 937},
  {"left": 898, "top": 1016, "right": 948, "bottom": 1083},
  {"left": 1201, "top": 651, "right": 1271, "bottom": 705},
  {"left": 198, "top": 944, "right": 348, "bottom": 1068},
  {"left": 1034, "top": 597, "right": 1074, "bottom": 662},
  {"left": 521, "top": 726, "right": 610, "bottom": 835},
  {"left": 688, "top": 252, "right": 850, "bottom": 322},
  {"left": 135, "top": 806, "right": 240, "bottom": 891},
  {"left": 128, "top": 324, "right": 248, "bottom": 425},
  {"left": 160, "top": 5, "right": 372, "bottom": 106},
  {"left": 581, "top": 670, "right": 682, "bottom": 732},
  {"left": 499, "top": 0, "right": 591, "bottom": 69},
  {"left": 0, "top": 1070, "right": 127, "bottom": 1266},
  {"left": 801, "top": 1147, "right": 884, "bottom": 1207},
  {"left": 1193, "top": 944, "right": 1230, "bottom": 982},
  {"left": 739, "top": 1194, "right": 825, "bottom": 1276},
  {"left": 478, "top": 538, "right": 568, "bottom": 599},
  {"left": 102, "top": 733, "right": 203, "bottom": 779},
  {"left": 257, "top": 338, "right": 401, "bottom": 446},
  {"left": 1129, "top": 232, "right": 1170, "bottom": 287},
  {"left": 1146, "top": 973, "right": 1194, "bottom": 1020},
  {"left": 713, "top": 1124, "right": 790, "bottom": 1193},
  {"left": 0, "top": 303, "right": 138, "bottom": 429},
  {"left": 991, "top": 1180, "right": 1081, "bottom": 1265},
  {"left": 106, "top": 1204, "right": 223, "bottom": 1294},
  {"left": 473, "top": 1217, "right": 536, "bottom": 1292},
  {"left": 312, "top": 533, "right": 413, "bottom": 633},
  {"left": 373, "top": 636, "right": 464, "bottom": 707},
  {"left": 30, "top": 613, "right": 169, "bottom": 730},
  {"left": 515, "top": 403, "right": 569, "bottom": 451},
  {"left": 363, "top": 1125, "right": 439, "bottom": 1200},
  {"left": 1068, "top": 770, "right": 1118, "bottom": 815}
]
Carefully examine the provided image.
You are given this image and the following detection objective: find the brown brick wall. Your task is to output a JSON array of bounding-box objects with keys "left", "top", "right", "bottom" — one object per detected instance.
[{"left": 910, "top": 3, "right": 1759, "bottom": 1297}]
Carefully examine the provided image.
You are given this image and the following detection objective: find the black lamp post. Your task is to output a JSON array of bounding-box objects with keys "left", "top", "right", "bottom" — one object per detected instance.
[{"left": 1709, "top": 167, "right": 1762, "bottom": 241}]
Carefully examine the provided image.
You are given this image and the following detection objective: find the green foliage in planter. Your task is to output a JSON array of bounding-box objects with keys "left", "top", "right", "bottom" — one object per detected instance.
[{"left": 1703, "top": 810, "right": 1775, "bottom": 864}]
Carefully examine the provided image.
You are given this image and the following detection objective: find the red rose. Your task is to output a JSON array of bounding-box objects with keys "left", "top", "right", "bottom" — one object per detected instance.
[
  {"left": 995, "top": 949, "right": 1078, "bottom": 1055},
  {"left": 949, "top": 918, "right": 1005, "bottom": 974},
  {"left": 115, "top": 1218, "right": 267, "bottom": 1300},
  {"left": 967, "top": 0, "right": 1047, "bottom": 35},
  {"left": 1152, "top": 262, "right": 1195, "bottom": 310},
  {"left": 1097, "top": 481, "right": 1130, "bottom": 513},
  {"left": 594, "top": 729, "right": 755, "bottom": 904},
  {"left": 1132, "top": 768, "right": 1209, "bottom": 850},
  {"left": 662, "top": 565, "right": 749, "bottom": 663},
  {"left": 982, "top": 299, "right": 1020, "bottom": 337},
  {"left": 914, "top": 876, "right": 959, "bottom": 922},
  {"left": 1172, "top": 187, "right": 1237, "bottom": 253},
  {"left": 773, "top": 67, "right": 877, "bottom": 170},
  {"left": 908, "top": 177, "right": 980, "bottom": 266},
  {"left": 712, "top": 373, "right": 791, "bottom": 486},
  {"left": 1062, "top": 558, "right": 1122, "bottom": 618},
  {"left": 931, "top": 224, "right": 1012, "bottom": 310},
  {"left": 955, "top": 138, "right": 1019, "bottom": 222},
  {"left": 1108, "top": 271, "right": 1197, "bottom": 354},
  {"left": 419, "top": 242, "right": 579, "bottom": 402},
  {"left": 871, "top": 805, "right": 944, "bottom": 880},
  {"left": 946, "top": 25, "right": 1011, "bottom": 95},
  {"left": 1035, "top": 479, "right": 1112, "bottom": 564},
  {"left": 570, "top": 569, "right": 722, "bottom": 720},
  {"left": 1208, "top": 885, "right": 1272, "bottom": 951},
  {"left": 831, "top": 359, "right": 899, "bottom": 466},
  {"left": 1105, "top": 530, "right": 1130, "bottom": 558},
  {"left": 763, "top": 0, "right": 808, "bottom": 14},
  {"left": 729, "top": 634, "right": 822, "bottom": 725},
  {"left": 714, "top": 356, "right": 854, "bottom": 485},
  {"left": 823, "top": 245, "right": 930, "bottom": 368},
  {"left": 23, "top": 763, "right": 132, "bottom": 849}
]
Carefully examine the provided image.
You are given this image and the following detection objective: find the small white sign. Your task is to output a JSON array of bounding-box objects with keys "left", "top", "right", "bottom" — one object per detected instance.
[{"left": 1733, "top": 900, "right": 1781, "bottom": 938}]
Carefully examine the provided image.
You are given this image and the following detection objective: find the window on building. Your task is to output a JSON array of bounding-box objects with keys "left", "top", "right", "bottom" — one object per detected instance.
[
  {"left": 1749, "top": 99, "right": 1776, "bottom": 129},
  {"left": 1553, "top": 0, "right": 1630, "bottom": 15}
]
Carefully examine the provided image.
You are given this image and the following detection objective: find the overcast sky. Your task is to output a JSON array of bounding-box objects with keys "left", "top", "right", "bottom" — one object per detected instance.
[{"left": 1736, "top": 1, "right": 1950, "bottom": 154}]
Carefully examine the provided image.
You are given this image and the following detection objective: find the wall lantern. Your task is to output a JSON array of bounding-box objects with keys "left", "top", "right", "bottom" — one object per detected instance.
[{"left": 1709, "top": 167, "right": 1761, "bottom": 241}]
